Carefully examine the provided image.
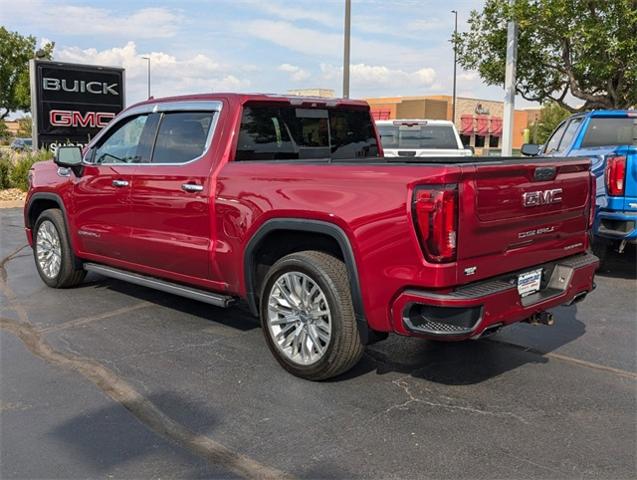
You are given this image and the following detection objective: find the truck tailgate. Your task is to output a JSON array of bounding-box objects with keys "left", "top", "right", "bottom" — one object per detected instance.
[{"left": 455, "top": 158, "right": 592, "bottom": 283}]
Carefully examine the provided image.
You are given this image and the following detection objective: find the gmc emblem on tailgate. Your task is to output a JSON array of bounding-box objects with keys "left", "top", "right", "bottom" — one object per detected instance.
[{"left": 522, "top": 188, "right": 563, "bottom": 207}]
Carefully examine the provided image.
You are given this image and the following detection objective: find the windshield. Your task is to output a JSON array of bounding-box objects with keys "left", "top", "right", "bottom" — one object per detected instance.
[
  {"left": 581, "top": 117, "right": 637, "bottom": 147},
  {"left": 377, "top": 124, "right": 459, "bottom": 150}
]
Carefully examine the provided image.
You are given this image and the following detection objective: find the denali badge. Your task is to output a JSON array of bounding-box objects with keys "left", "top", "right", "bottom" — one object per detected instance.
[
  {"left": 518, "top": 226, "right": 556, "bottom": 239},
  {"left": 522, "top": 188, "right": 562, "bottom": 207}
]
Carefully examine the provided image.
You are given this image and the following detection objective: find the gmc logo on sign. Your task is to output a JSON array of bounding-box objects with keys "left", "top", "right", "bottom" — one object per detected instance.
[
  {"left": 49, "top": 110, "right": 115, "bottom": 128},
  {"left": 522, "top": 188, "right": 563, "bottom": 207}
]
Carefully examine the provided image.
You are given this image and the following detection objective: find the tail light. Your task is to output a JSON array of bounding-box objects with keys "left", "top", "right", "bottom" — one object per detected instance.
[
  {"left": 412, "top": 186, "right": 458, "bottom": 263},
  {"left": 588, "top": 172, "right": 596, "bottom": 229},
  {"left": 605, "top": 155, "right": 626, "bottom": 196}
]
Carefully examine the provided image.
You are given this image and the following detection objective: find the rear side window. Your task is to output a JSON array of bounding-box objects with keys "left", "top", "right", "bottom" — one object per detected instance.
[
  {"left": 581, "top": 117, "right": 637, "bottom": 147},
  {"left": 152, "top": 112, "right": 214, "bottom": 164},
  {"left": 377, "top": 124, "right": 459, "bottom": 149},
  {"left": 235, "top": 104, "right": 379, "bottom": 161}
]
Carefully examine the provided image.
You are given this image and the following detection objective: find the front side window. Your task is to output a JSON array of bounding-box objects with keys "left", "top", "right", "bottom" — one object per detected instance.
[
  {"left": 544, "top": 121, "right": 567, "bottom": 154},
  {"left": 94, "top": 115, "right": 150, "bottom": 164},
  {"left": 556, "top": 117, "right": 583, "bottom": 152},
  {"left": 235, "top": 104, "right": 379, "bottom": 161},
  {"left": 151, "top": 112, "right": 214, "bottom": 164},
  {"left": 581, "top": 117, "right": 637, "bottom": 147}
]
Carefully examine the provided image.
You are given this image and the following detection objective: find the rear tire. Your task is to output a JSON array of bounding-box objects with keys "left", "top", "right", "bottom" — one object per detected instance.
[
  {"left": 260, "top": 250, "right": 364, "bottom": 381},
  {"left": 33, "top": 209, "right": 86, "bottom": 288}
]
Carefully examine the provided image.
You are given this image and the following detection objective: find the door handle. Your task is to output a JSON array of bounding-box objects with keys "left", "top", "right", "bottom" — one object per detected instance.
[
  {"left": 181, "top": 183, "right": 204, "bottom": 192},
  {"left": 112, "top": 179, "right": 129, "bottom": 187}
]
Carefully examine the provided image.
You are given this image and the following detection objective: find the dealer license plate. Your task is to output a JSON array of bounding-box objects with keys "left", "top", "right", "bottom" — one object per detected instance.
[{"left": 517, "top": 269, "right": 543, "bottom": 297}]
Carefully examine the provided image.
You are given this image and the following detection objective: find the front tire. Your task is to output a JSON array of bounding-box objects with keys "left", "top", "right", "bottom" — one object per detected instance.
[
  {"left": 33, "top": 209, "right": 86, "bottom": 288},
  {"left": 260, "top": 251, "right": 364, "bottom": 381}
]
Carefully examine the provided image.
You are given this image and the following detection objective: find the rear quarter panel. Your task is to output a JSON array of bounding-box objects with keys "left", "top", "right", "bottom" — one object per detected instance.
[{"left": 214, "top": 162, "right": 461, "bottom": 331}]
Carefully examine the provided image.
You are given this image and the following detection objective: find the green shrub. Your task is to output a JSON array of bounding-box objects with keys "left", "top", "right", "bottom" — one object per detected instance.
[
  {"left": 6, "top": 149, "right": 53, "bottom": 191},
  {"left": 0, "top": 156, "right": 11, "bottom": 189}
]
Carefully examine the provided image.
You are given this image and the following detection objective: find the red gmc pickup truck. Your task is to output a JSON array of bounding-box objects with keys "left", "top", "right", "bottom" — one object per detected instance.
[{"left": 25, "top": 93, "right": 598, "bottom": 380}]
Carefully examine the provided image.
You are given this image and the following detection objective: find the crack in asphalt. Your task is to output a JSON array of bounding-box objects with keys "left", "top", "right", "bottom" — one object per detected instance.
[
  {"left": 0, "top": 247, "right": 293, "bottom": 480},
  {"left": 373, "top": 376, "right": 529, "bottom": 424},
  {"left": 38, "top": 301, "right": 153, "bottom": 334}
]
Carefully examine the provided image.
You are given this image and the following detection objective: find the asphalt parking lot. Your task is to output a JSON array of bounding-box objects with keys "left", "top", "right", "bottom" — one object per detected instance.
[{"left": 1, "top": 206, "right": 635, "bottom": 479}]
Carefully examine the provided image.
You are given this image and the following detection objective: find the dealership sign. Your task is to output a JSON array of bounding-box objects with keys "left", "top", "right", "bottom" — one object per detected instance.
[{"left": 29, "top": 60, "right": 125, "bottom": 150}]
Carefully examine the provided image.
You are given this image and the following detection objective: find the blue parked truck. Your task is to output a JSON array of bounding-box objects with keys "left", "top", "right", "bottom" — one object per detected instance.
[{"left": 522, "top": 110, "right": 637, "bottom": 261}]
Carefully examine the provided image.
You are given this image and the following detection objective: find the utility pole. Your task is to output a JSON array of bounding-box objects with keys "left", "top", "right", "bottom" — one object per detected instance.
[
  {"left": 451, "top": 10, "right": 458, "bottom": 126},
  {"left": 342, "top": 0, "right": 351, "bottom": 98},
  {"left": 142, "top": 56, "right": 151, "bottom": 99},
  {"left": 501, "top": 0, "right": 517, "bottom": 156}
]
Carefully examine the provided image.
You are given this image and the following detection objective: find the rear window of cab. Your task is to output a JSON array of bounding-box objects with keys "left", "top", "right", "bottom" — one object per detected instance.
[{"left": 235, "top": 103, "right": 380, "bottom": 161}]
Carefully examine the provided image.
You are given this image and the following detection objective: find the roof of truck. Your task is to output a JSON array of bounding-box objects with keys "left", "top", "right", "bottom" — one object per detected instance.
[
  {"left": 126, "top": 92, "right": 369, "bottom": 111},
  {"left": 576, "top": 110, "right": 637, "bottom": 118}
]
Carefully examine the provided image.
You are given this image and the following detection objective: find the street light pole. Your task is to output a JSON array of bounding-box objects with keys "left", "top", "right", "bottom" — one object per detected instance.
[
  {"left": 501, "top": 0, "right": 518, "bottom": 156},
  {"left": 451, "top": 10, "right": 458, "bottom": 126},
  {"left": 142, "top": 56, "right": 151, "bottom": 99},
  {"left": 342, "top": 0, "right": 351, "bottom": 99}
]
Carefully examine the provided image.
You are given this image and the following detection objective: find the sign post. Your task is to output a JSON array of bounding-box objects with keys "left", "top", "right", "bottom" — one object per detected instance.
[{"left": 29, "top": 60, "right": 125, "bottom": 151}]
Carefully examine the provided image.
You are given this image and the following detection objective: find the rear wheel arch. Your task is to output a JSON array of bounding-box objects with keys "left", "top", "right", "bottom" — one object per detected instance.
[{"left": 243, "top": 219, "right": 373, "bottom": 343}]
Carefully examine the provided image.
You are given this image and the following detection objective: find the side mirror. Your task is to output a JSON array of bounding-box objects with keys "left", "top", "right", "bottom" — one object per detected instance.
[
  {"left": 464, "top": 145, "right": 475, "bottom": 155},
  {"left": 521, "top": 143, "right": 541, "bottom": 156},
  {"left": 54, "top": 146, "right": 83, "bottom": 167}
]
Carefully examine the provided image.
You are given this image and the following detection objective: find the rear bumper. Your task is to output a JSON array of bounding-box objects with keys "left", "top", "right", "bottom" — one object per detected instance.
[
  {"left": 595, "top": 211, "right": 637, "bottom": 240},
  {"left": 391, "top": 253, "right": 598, "bottom": 340}
]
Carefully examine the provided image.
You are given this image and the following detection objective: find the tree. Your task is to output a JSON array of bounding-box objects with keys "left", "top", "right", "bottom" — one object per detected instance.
[
  {"left": 0, "top": 119, "right": 9, "bottom": 140},
  {"left": 16, "top": 116, "right": 32, "bottom": 137},
  {"left": 529, "top": 102, "right": 571, "bottom": 144},
  {"left": 454, "top": 0, "right": 637, "bottom": 112},
  {"left": 0, "top": 27, "right": 54, "bottom": 120}
]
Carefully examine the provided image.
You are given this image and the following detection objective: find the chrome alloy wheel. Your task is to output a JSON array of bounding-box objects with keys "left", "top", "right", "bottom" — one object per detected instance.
[
  {"left": 36, "top": 220, "right": 62, "bottom": 279},
  {"left": 267, "top": 271, "right": 332, "bottom": 366}
]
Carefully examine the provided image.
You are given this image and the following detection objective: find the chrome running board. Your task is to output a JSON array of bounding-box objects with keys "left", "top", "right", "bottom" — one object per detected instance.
[{"left": 84, "top": 263, "right": 234, "bottom": 308}]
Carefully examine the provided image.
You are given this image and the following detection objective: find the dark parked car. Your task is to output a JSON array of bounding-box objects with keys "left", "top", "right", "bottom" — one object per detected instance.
[{"left": 10, "top": 137, "right": 32, "bottom": 151}]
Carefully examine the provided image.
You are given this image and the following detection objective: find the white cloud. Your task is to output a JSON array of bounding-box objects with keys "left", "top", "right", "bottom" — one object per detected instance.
[
  {"left": 321, "top": 63, "right": 436, "bottom": 88},
  {"left": 406, "top": 18, "right": 444, "bottom": 32},
  {"left": 458, "top": 71, "right": 479, "bottom": 81},
  {"left": 278, "top": 63, "right": 310, "bottom": 82},
  {"left": 2, "top": 1, "right": 183, "bottom": 39},
  {"left": 237, "top": 19, "right": 430, "bottom": 66},
  {"left": 251, "top": 2, "right": 336, "bottom": 27},
  {"left": 54, "top": 42, "right": 249, "bottom": 105}
]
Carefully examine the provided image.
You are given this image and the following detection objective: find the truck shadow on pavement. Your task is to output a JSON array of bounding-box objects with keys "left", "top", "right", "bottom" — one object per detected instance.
[
  {"left": 595, "top": 244, "right": 636, "bottom": 279},
  {"left": 341, "top": 304, "right": 586, "bottom": 385},
  {"left": 83, "top": 272, "right": 589, "bottom": 387},
  {"left": 90, "top": 274, "right": 260, "bottom": 333}
]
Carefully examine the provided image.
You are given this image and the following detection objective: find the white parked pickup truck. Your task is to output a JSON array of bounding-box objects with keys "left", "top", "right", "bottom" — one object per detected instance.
[{"left": 376, "top": 119, "right": 473, "bottom": 157}]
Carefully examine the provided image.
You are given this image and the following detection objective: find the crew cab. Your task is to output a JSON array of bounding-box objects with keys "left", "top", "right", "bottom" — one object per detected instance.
[
  {"left": 376, "top": 119, "right": 473, "bottom": 157},
  {"left": 522, "top": 110, "right": 637, "bottom": 259},
  {"left": 25, "top": 93, "right": 598, "bottom": 380}
]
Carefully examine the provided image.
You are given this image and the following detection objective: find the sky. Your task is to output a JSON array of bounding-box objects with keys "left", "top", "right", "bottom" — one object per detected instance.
[{"left": 0, "top": 0, "right": 536, "bottom": 110}]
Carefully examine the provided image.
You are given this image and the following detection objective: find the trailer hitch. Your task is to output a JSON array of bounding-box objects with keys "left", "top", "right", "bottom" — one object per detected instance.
[{"left": 523, "top": 311, "right": 554, "bottom": 326}]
